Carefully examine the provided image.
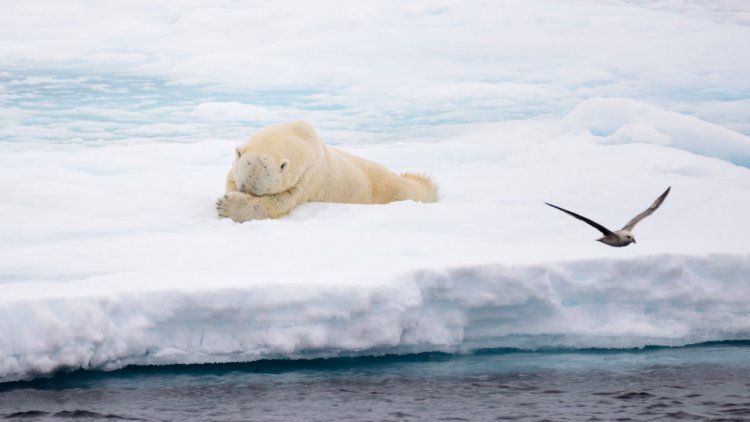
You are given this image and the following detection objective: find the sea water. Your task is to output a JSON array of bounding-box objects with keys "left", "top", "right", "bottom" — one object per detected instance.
[{"left": 1, "top": 343, "right": 749, "bottom": 421}]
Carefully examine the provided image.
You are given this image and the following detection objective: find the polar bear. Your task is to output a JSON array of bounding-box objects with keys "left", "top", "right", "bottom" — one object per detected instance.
[{"left": 216, "top": 121, "right": 438, "bottom": 222}]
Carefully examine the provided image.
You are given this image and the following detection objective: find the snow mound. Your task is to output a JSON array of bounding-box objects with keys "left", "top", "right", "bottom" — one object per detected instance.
[{"left": 559, "top": 98, "right": 750, "bottom": 168}]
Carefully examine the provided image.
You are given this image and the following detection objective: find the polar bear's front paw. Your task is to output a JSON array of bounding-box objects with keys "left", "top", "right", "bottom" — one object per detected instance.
[
  {"left": 216, "top": 191, "right": 269, "bottom": 222},
  {"left": 217, "top": 191, "right": 250, "bottom": 222}
]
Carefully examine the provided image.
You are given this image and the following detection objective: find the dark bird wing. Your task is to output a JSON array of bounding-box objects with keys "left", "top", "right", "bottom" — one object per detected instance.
[
  {"left": 621, "top": 186, "right": 671, "bottom": 231},
  {"left": 545, "top": 202, "right": 615, "bottom": 237}
]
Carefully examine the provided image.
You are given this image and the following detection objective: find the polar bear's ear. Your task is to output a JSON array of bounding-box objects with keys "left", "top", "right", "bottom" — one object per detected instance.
[
  {"left": 234, "top": 148, "right": 241, "bottom": 159},
  {"left": 280, "top": 159, "right": 290, "bottom": 171}
]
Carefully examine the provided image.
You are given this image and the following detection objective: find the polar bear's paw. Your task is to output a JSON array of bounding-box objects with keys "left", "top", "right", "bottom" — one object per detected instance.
[{"left": 216, "top": 191, "right": 269, "bottom": 222}]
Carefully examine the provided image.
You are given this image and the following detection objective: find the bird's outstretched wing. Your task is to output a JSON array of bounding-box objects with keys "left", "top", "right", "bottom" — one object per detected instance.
[
  {"left": 545, "top": 202, "right": 615, "bottom": 237},
  {"left": 621, "top": 186, "right": 671, "bottom": 231}
]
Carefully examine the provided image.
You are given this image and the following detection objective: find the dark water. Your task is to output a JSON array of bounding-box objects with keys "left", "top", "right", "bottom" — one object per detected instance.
[{"left": 2, "top": 343, "right": 750, "bottom": 421}]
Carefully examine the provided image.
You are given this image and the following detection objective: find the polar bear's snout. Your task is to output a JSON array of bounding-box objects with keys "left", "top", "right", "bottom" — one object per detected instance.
[{"left": 232, "top": 153, "right": 288, "bottom": 197}]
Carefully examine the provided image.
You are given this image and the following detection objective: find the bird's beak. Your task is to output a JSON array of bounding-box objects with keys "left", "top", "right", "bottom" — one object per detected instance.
[{"left": 633, "top": 239, "right": 636, "bottom": 244}]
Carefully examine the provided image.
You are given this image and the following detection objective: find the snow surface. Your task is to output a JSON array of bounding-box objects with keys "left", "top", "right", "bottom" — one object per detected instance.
[{"left": 1, "top": 0, "right": 750, "bottom": 382}]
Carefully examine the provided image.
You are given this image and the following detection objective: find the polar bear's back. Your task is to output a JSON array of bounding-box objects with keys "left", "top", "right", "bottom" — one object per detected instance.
[{"left": 311, "top": 146, "right": 438, "bottom": 204}]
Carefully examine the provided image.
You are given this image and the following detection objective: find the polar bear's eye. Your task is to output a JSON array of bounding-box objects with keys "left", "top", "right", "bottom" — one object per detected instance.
[
  {"left": 234, "top": 148, "right": 241, "bottom": 159},
  {"left": 280, "top": 160, "right": 289, "bottom": 170}
]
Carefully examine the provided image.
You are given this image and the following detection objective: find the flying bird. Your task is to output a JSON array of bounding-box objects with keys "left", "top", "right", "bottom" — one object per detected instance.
[{"left": 545, "top": 187, "right": 671, "bottom": 247}]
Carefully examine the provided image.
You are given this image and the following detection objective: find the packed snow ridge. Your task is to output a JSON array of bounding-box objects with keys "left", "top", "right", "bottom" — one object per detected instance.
[
  {"left": 560, "top": 98, "right": 750, "bottom": 168},
  {"left": 1, "top": 254, "right": 749, "bottom": 383}
]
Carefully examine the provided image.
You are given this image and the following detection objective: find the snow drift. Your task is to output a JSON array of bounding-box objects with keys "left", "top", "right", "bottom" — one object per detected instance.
[{"left": 559, "top": 97, "right": 750, "bottom": 168}]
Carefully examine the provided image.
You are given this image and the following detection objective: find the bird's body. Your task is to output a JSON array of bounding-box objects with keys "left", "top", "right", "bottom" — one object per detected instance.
[
  {"left": 598, "top": 229, "right": 635, "bottom": 247},
  {"left": 545, "top": 187, "right": 671, "bottom": 247}
]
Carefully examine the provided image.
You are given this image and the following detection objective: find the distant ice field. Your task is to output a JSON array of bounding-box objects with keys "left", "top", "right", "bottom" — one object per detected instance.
[{"left": 2, "top": 0, "right": 750, "bottom": 145}]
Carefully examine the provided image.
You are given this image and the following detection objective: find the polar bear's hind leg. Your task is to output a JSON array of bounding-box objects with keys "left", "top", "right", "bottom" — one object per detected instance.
[{"left": 400, "top": 172, "right": 438, "bottom": 203}]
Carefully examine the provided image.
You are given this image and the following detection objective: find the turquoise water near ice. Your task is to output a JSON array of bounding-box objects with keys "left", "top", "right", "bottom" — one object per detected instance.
[
  {"left": 1, "top": 342, "right": 749, "bottom": 420},
  {"left": 4, "top": 341, "right": 749, "bottom": 390}
]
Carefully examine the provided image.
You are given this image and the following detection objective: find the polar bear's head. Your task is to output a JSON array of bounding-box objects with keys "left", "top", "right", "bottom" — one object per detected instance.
[{"left": 232, "top": 121, "right": 323, "bottom": 196}]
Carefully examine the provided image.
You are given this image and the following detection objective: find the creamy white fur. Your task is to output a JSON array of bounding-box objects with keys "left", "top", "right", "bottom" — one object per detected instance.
[{"left": 217, "top": 121, "right": 438, "bottom": 222}]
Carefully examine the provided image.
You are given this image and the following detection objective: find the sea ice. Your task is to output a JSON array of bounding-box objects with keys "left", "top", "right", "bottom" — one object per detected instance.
[{"left": 1, "top": 0, "right": 749, "bottom": 382}]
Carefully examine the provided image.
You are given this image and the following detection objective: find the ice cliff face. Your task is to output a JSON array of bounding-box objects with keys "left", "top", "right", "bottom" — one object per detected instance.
[{"left": 2, "top": 253, "right": 748, "bottom": 383}]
